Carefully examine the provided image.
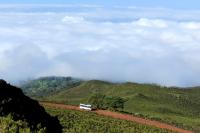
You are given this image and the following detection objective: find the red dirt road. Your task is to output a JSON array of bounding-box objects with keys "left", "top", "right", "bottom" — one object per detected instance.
[{"left": 41, "top": 102, "right": 193, "bottom": 133}]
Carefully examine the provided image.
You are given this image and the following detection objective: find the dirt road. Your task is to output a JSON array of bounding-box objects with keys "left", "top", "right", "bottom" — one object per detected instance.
[{"left": 41, "top": 102, "right": 193, "bottom": 133}]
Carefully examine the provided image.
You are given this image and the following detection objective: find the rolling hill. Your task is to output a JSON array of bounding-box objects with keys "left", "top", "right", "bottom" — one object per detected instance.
[{"left": 21, "top": 77, "right": 200, "bottom": 132}]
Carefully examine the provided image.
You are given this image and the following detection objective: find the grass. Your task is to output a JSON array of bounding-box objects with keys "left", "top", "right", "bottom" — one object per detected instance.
[{"left": 42, "top": 80, "right": 200, "bottom": 132}]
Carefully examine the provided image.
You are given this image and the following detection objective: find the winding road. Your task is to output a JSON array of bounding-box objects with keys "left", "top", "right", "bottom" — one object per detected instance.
[{"left": 41, "top": 102, "right": 193, "bottom": 133}]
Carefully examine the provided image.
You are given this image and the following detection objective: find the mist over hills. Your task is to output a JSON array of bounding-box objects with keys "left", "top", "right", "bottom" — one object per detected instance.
[{"left": 18, "top": 76, "right": 200, "bottom": 89}]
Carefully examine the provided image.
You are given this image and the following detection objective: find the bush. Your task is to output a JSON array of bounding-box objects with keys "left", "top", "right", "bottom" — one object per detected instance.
[
  {"left": 103, "top": 96, "right": 125, "bottom": 111},
  {"left": 0, "top": 115, "right": 46, "bottom": 133},
  {"left": 88, "top": 93, "right": 126, "bottom": 111}
]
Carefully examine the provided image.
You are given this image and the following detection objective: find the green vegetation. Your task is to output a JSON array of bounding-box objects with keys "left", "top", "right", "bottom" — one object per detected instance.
[
  {"left": 0, "top": 115, "right": 45, "bottom": 133},
  {"left": 88, "top": 93, "right": 125, "bottom": 111},
  {"left": 46, "top": 107, "right": 174, "bottom": 133},
  {"left": 20, "top": 76, "right": 81, "bottom": 97},
  {"left": 40, "top": 80, "right": 200, "bottom": 132}
]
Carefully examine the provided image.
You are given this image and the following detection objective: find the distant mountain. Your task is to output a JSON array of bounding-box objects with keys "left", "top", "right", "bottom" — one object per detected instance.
[
  {"left": 0, "top": 79, "right": 62, "bottom": 132},
  {"left": 19, "top": 76, "right": 81, "bottom": 97}
]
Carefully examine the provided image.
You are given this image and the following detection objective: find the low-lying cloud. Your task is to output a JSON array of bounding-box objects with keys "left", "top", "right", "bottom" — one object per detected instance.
[{"left": 1, "top": 5, "right": 200, "bottom": 87}]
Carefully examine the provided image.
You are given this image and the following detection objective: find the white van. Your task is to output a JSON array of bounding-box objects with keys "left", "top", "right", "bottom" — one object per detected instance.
[{"left": 79, "top": 103, "right": 92, "bottom": 111}]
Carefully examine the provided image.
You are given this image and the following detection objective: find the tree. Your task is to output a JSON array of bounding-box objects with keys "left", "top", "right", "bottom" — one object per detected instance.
[
  {"left": 104, "top": 96, "right": 125, "bottom": 111},
  {"left": 88, "top": 93, "right": 105, "bottom": 109},
  {"left": 88, "top": 93, "right": 125, "bottom": 111}
]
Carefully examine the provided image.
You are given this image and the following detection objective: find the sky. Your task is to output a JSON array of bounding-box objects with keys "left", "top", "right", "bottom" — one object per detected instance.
[
  {"left": 1, "top": 1, "right": 200, "bottom": 87},
  {"left": 1, "top": 0, "right": 200, "bottom": 9}
]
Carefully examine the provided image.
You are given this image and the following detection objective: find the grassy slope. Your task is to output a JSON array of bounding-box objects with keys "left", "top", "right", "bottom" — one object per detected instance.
[
  {"left": 46, "top": 107, "right": 174, "bottom": 133},
  {"left": 44, "top": 80, "right": 200, "bottom": 132}
]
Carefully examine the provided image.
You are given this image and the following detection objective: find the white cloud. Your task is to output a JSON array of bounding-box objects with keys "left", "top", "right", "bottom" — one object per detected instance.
[
  {"left": 62, "top": 16, "right": 86, "bottom": 23},
  {"left": 134, "top": 18, "right": 168, "bottom": 28},
  {"left": 1, "top": 5, "right": 200, "bottom": 86},
  {"left": 180, "top": 22, "right": 200, "bottom": 30}
]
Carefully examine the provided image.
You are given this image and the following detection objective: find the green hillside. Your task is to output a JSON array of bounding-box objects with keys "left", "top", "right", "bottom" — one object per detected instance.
[
  {"left": 20, "top": 76, "right": 81, "bottom": 97},
  {"left": 42, "top": 80, "right": 200, "bottom": 132}
]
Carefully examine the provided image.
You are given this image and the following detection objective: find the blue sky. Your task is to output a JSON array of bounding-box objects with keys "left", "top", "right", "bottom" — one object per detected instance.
[{"left": 1, "top": 0, "right": 200, "bottom": 10}]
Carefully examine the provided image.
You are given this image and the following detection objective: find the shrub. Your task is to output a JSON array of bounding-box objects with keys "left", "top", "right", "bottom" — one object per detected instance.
[{"left": 88, "top": 93, "right": 126, "bottom": 111}]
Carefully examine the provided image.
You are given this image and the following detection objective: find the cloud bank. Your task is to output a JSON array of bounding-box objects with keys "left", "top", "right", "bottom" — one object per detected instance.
[{"left": 1, "top": 5, "right": 200, "bottom": 87}]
